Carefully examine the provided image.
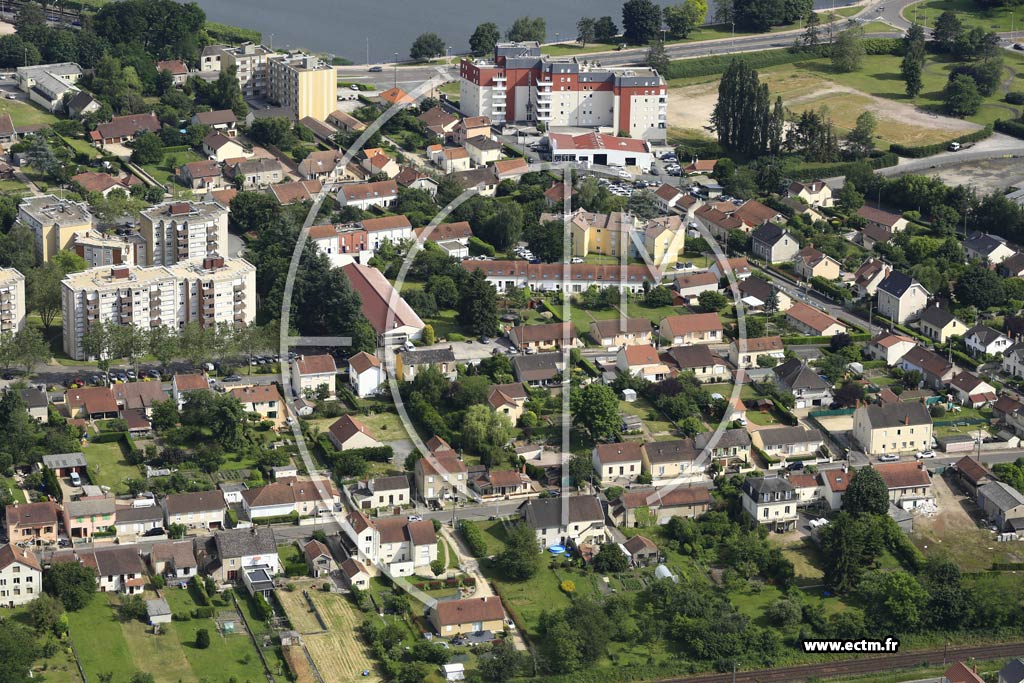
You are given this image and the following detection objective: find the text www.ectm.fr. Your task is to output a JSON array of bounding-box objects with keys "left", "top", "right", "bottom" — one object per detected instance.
[{"left": 802, "top": 639, "right": 900, "bottom": 653}]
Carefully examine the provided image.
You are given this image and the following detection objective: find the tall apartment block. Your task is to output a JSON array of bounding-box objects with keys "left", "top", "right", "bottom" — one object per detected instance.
[
  {"left": 71, "top": 230, "right": 145, "bottom": 267},
  {"left": 61, "top": 257, "right": 255, "bottom": 360},
  {"left": 18, "top": 195, "right": 94, "bottom": 263},
  {"left": 138, "top": 201, "right": 229, "bottom": 266},
  {"left": 200, "top": 42, "right": 272, "bottom": 98},
  {"left": 459, "top": 42, "right": 667, "bottom": 138},
  {"left": 0, "top": 268, "right": 26, "bottom": 335}
]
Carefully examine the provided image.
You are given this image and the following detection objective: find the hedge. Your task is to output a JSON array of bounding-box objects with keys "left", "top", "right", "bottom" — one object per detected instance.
[
  {"left": 995, "top": 118, "right": 1024, "bottom": 140},
  {"left": 663, "top": 47, "right": 826, "bottom": 80},
  {"left": 784, "top": 152, "right": 898, "bottom": 181},
  {"left": 810, "top": 276, "right": 852, "bottom": 302},
  {"left": 161, "top": 145, "right": 191, "bottom": 154},
  {"left": 889, "top": 124, "right": 993, "bottom": 158},
  {"left": 780, "top": 333, "right": 870, "bottom": 345},
  {"left": 468, "top": 236, "right": 495, "bottom": 257},
  {"left": 540, "top": 298, "right": 565, "bottom": 321},
  {"left": 458, "top": 520, "right": 488, "bottom": 558},
  {"left": 862, "top": 38, "right": 902, "bottom": 55},
  {"left": 339, "top": 444, "right": 394, "bottom": 463}
]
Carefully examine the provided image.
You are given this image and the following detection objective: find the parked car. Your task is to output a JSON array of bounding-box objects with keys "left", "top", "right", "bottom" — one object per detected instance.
[
  {"left": 369, "top": 65, "right": 384, "bottom": 72},
  {"left": 916, "top": 450, "right": 936, "bottom": 459},
  {"left": 878, "top": 453, "right": 900, "bottom": 462},
  {"left": 786, "top": 461, "right": 805, "bottom": 471}
]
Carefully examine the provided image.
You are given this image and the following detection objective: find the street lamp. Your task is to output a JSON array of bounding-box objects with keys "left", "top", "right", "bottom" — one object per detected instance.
[{"left": 393, "top": 52, "right": 398, "bottom": 89}]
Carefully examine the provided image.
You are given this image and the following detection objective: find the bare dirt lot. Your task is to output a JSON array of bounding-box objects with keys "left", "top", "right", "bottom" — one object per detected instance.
[{"left": 924, "top": 157, "right": 1024, "bottom": 195}]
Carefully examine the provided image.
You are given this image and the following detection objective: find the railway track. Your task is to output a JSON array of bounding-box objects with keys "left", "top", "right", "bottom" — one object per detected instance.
[{"left": 657, "top": 642, "right": 1024, "bottom": 683}]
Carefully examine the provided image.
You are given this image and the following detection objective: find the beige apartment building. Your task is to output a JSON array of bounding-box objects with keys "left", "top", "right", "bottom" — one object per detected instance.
[
  {"left": 0, "top": 268, "right": 26, "bottom": 335},
  {"left": 18, "top": 195, "right": 93, "bottom": 263},
  {"left": 267, "top": 53, "right": 335, "bottom": 121},
  {"left": 61, "top": 257, "right": 256, "bottom": 360},
  {"left": 139, "top": 201, "right": 229, "bottom": 266}
]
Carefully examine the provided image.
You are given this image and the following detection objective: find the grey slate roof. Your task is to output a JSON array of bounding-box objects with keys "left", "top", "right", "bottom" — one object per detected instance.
[
  {"left": 859, "top": 402, "right": 931, "bottom": 429},
  {"left": 41, "top": 452, "right": 87, "bottom": 470},
  {"left": 966, "top": 324, "right": 1005, "bottom": 346},
  {"left": 876, "top": 270, "right": 915, "bottom": 297},
  {"left": 520, "top": 495, "right": 603, "bottom": 529},
  {"left": 20, "top": 387, "right": 48, "bottom": 409},
  {"left": 979, "top": 481, "right": 1024, "bottom": 513},
  {"left": 695, "top": 428, "right": 751, "bottom": 451},
  {"left": 773, "top": 358, "right": 831, "bottom": 392},
  {"left": 964, "top": 231, "right": 1007, "bottom": 256},
  {"left": 756, "top": 426, "right": 824, "bottom": 448},
  {"left": 214, "top": 527, "right": 278, "bottom": 560},
  {"left": 643, "top": 439, "right": 699, "bottom": 464},
  {"left": 371, "top": 475, "right": 410, "bottom": 491},
  {"left": 742, "top": 476, "right": 794, "bottom": 497},
  {"left": 751, "top": 223, "right": 787, "bottom": 247},
  {"left": 999, "top": 658, "right": 1024, "bottom": 683},
  {"left": 115, "top": 506, "right": 164, "bottom": 523},
  {"left": 512, "top": 353, "right": 563, "bottom": 382},
  {"left": 918, "top": 305, "right": 958, "bottom": 328},
  {"left": 401, "top": 348, "right": 456, "bottom": 365}
]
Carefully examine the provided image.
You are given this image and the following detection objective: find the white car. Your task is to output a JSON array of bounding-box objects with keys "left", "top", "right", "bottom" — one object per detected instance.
[
  {"left": 570, "top": 257, "right": 584, "bottom": 264},
  {"left": 916, "top": 450, "right": 936, "bottom": 459},
  {"left": 878, "top": 453, "right": 900, "bottom": 462}
]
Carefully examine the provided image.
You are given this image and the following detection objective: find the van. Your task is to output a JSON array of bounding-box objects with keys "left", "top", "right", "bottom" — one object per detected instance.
[{"left": 69, "top": 471, "right": 81, "bottom": 487}]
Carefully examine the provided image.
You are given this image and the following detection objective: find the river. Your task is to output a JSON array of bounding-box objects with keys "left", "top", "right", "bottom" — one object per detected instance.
[{"left": 191, "top": 0, "right": 858, "bottom": 63}]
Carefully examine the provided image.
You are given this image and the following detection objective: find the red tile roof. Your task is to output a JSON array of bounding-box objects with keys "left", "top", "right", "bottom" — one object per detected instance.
[
  {"left": 348, "top": 351, "right": 381, "bottom": 373},
  {"left": 432, "top": 596, "right": 504, "bottom": 627},
  {"left": 295, "top": 354, "right": 337, "bottom": 376},
  {"left": 661, "top": 313, "right": 723, "bottom": 338},
  {"left": 340, "top": 262, "right": 423, "bottom": 335},
  {"left": 873, "top": 462, "right": 931, "bottom": 489}
]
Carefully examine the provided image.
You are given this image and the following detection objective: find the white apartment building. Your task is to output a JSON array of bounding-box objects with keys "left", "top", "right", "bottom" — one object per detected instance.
[
  {"left": 139, "top": 201, "right": 229, "bottom": 266},
  {"left": 0, "top": 268, "right": 26, "bottom": 335},
  {"left": 61, "top": 257, "right": 255, "bottom": 360},
  {"left": 71, "top": 230, "right": 143, "bottom": 267},
  {"left": 200, "top": 43, "right": 272, "bottom": 98},
  {"left": 0, "top": 544, "right": 41, "bottom": 607}
]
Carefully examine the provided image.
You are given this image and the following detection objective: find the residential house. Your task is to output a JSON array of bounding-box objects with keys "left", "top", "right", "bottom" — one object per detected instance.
[
  {"left": 694, "top": 205, "right": 745, "bottom": 242},
  {"left": 88, "top": 546, "right": 147, "bottom": 594},
  {"left": 241, "top": 479, "right": 338, "bottom": 520},
  {"left": 694, "top": 429, "right": 753, "bottom": 465},
  {"left": 752, "top": 426, "right": 825, "bottom": 464},
  {"left": 729, "top": 335, "right": 785, "bottom": 369},
  {"left": 943, "top": 662, "right": 986, "bottom": 683},
  {"left": 66, "top": 91, "right": 101, "bottom": 119},
  {"left": 852, "top": 402, "right": 933, "bottom": 456},
  {"left": 470, "top": 469, "right": 533, "bottom": 498},
  {"left": 298, "top": 150, "right": 346, "bottom": 182},
  {"left": 487, "top": 382, "right": 529, "bottom": 424},
  {"left": 192, "top": 109, "right": 238, "bottom": 134},
  {"left": 979, "top": 481, "right": 1024, "bottom": 531},
  {"left": 788, "top": 472, "right": 822, "bottom": 505},
  {"left": 172, "top": 373, "right": 210, "bottom": 407},
  {"left": 162, "top": 490, "right": 226, "bottom": 531},
  {"left": 965, "top": 324, "right": 1012, "bottom": 358},
  {"left": 114, "top": 506, "right": 164, "bottom": 539},
  {"left": 429, "top": 596, "right": 505, "bottom": 636},
  {"left": 417, "top": 106, "right": 458, "bottom": 138},
  {"left": 733, "top": 200, "right": 783, "bottom": 228},
  {"left": 519, "top": 496, "right": 606, "bottom": 548},
  {"left": 899, "top": 345, "right": 957, "bottom": 390},
  {"left": 737, "top": 275, "right": 792, "bottom": 312},
  {"left": 342, "top": 262, "right": 424, "bottom": 345},
  {"left": 226, "top": 157, "right": 283, "bottom": 189},
  {"left": 953, "top": 455, "right": 996, "bottom": 498},
  {"left": 674, "top": 271, "right": 719, "bottom": 306},
  {"left": 149, "top": 540, "right": 198, "bottom": 579},
  {"left": 787, "top": 180, "right": 833, "bottom": 207},
  {"left": 415, "top": 221, "right": 474, "bottom": 246},
  {"left": 338, "top": 180, "right": 398, "bottom": 210},
  {"left": 71, "top": 171, "right": 137, "bottom": 197},
  {"left": 999, "top": 252, "right": 1024, "bottom": 278},
  {"left": 340, "top": 557, "right": 369, "bottom": 589},
  {"left": 592, "top": 442, "right": 644, "bottom": 483},
  {"left": 659, "top": 313, "right": 723, "bottom": 346},
  {"left": 641, "top": 215, "right": 688, "bottom": 270},
  {"left": 616, "top": 344, "right": 671, "bottom": 382},
  {"left": 623, "top": 535, "right": 659, "bottom": 566},
  {"left": 465, "top": 136, "right": 502, "bottom": 166},
  {"left": 750, "top": 223, "right": 799, "bottom": 264},
  {"left": 269, "top": 179, "right": 323, "bottom": 205},
  {"left": 511, "top": 353, "right": 564, "bottom": 387},
  {"left": 821, "top": 469, "right": 850, "bottom": 511},
  {"left": 463, "top": 259, "right": 661, "bottom": 295},
  {"left": 4, "top": 502, "right": 59, "bottom": 545},
  {"left": 451, "top": 167, "right": 499, "bottom": 196},
  {"left": 395, "top": 347, "right": 457, "bottom": 382},
  {"left": 654, "top": 183, "right": 687, "bottom": 213},
  {"left": 349, "top": 351, "right": 385, "bottom": 398},
  {"left": 414, "top": 453, "right": 469, "bottom": 503},
  {"left": 865, "top": 332, "right": 917, "bottom": 366},
  {"left": 156, "top": 59, "right": 189, "bottom": 85},
  {"left": 857, "top": 206, "right": 908, "bottom": 236},
  {"left": 918, "top": 305, "right": 968, "bottom": 344},
  {"left": 683, "top": 158, "right": 717, "bottom": 175},
  {"left": 852, "top": 258, "right": 893, "bottom": 298},
  {"left": 66, "top": 386, "right": 119, "bottom": 419},
  {"left": 355, "top": 475, "right": 410, "bottom": 511},
  {"left": 327, "top": 415, "right": 382, "bottom": 451},
  {"left": 360, "top": 147, "right": 400, "bottom": 178},
  {"left": 741, "top": 477, "right": 798, "bottom": 531},
  {"left": 610, "top": 487, "right": 712, "bottom": 527},
  {"left": 453, "top": 116, "right": 492, "bottom": 146},
  {"left": 493, "top": 157, "right": 529, "bottom": 180},
  {"left": 63, "top": 497, "right": 116, "bottom": 539},
  {"left": 92, "top": 112, "right": 161, "bottom": 146},
  {"left": 41, "top": 452, "right": 87, "bottom": 478},
  {"left": 303, "top": 539, "right": 335, "bottom": 578},
  {"left": 773, "top": 358, "right": 834, "bottom": 409},
  {"left": 202, "top": 133, "right": 250, "bottom": 162},
  {"left": 206, "top": 527, "right": 280, "bottom": 583},
  {"left": 1003, "top": 343, "right": 1024, "bottom": 379},
  {"left": 178, "top": 160, "right": 223, "bottom": 191},
  {"left": 328, "top": 109, "right": 367, "bottom": 132},
  {"left": 509, "top": 322, "right": 578, "bottom": 351},
  {"left": 641, "top": 438, "right": 703, "bottom": 482},
  {"left": 964, "top": 231, "right": 1016, "bottom": 265},
  {"left": 948, "top": 371, "right": 997, "bottom": 408},
  {"left": 873, "top": 462, "right": 933, "bottom": 506},
  {"left": 112, "top": 381, "right": 166, "bottom": 418},
  {"left": 793, "top": 245, "right": 841, "bottom": 281},
  {"left": 589, "top": 318, "right": 652, "bottom": 348},
  {"left": 998, "top": 658, "right": 1024, "bottom": 683},
  {"left": 876, "top": 271, "right": 930, "bottom": 324},
  {"left": 0, "top": 544, "right": 41, "bottom": 606},
  {"left": 342, "top": 510, "right": 437, "bottom": 576},
  {"left": 290, "top": 354, "right": 337, "bottom": 399},
  {"left": 785, "top": 302, "right": 847, "bottom": 337},
  {"left": 20, "top": 387, "right": 48, "bottom": 423},
  {"left": 665, "top": 345, "right": 728, "bottom": 383},
  {"left": 229, "top": 385, "right": 285, "bottom": 427},
  {"left": 395, "top": 165, "right": 441, "bottom": 194}
]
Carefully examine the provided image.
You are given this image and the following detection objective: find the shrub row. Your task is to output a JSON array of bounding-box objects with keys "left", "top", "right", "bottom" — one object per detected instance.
[
  {"left": 780, "top": 333, "right": 870, "bottom": 345},
  {"left": 663, "top": 47, "right": 826, "bottom": 80},
  {"left": 540, "top": 298, "right": 565, "bottom": 321},
  {"left": 458, "top": 520, "right": 488, "bottom": 558},
  {"left": 889, "top": 124, "right": 993, "bottom": 158},
  {"left": 468, "top": 236, "right": 495, "bottom": 257},
  {"left": 784, "top": 152, "right": 898, "bottom": 181},
  {"left": 995, "top": 118, "right": 1024, "bottom": 140},
  {"left": 861, "top": 38, "right": 902, "bottom": 55},
  {"left": 341, "top": 445, "right": 395, "bottom": 463}
]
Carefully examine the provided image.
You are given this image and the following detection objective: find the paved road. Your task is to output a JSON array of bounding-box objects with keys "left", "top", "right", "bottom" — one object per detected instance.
[{"left": 879, "top": 132, "right": 1024, "bottom": 176}]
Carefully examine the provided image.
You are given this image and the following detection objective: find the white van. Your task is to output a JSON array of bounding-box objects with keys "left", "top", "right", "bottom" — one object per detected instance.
[{"left": 69, "top": 471, "right": 81, "bottom": 487}]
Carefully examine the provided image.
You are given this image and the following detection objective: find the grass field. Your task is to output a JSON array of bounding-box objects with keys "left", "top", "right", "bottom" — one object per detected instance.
[
  {"left": 142, "top": 149, "right": 205, "bottom": 189},
  {"left": 473, "top": 520, "right": 511, "bottom": 556},
  {"left": 0, "top": 97, "right": 59, "bottom": 127},
  {"left": 83, "top": 436, "right": 139, "bottom": 494},
  {"left": 67, "top": 594, "right": 138, "bottom": 683},
  {"left": 278, "top": 583, "right": 381, "bottom": 683},
  {"left": 907, "top": 0, "right": 1022, "bottom": 32}
]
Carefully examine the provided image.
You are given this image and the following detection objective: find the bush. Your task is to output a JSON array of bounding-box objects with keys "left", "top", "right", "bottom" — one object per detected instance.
[
  {"left": 861, "top": 38, "right": 902, "bottom": 55},
  {"left": 458, "top": 520, "right": 488, "bottom": 557},
  {"left": 996, "top": 118, "right": 1024, "bottom": 140},
  {"left": 151, "top": 575, "right": 166, "bottom": 589},
  {"left": 195, "top": 628, "right": 211, "bottom": 649},
  {"left": 663, "top": 46, "right": 827, "bottom": 79},
  {"left": 468, "top": 236, "right": 496, "bottom": 257},
  {"left": 930, "top": 404, "right": 946, "bottom": 418},
  {"left": 1006, "top": 92, "right": 1024, "bottom": 105},
  {"left": 784, "top": 152, "right": 898, "bottom": 180},
  {"left": 192, "top": 606, "right": 215, "bottom": 619},
  {"left": 560, "top": 580, "right": 575, "bottom": 594}
]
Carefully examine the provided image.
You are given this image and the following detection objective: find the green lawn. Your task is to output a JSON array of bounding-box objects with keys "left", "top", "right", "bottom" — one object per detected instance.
[
  {"left": 67, "top": 593, "right": 137, "bottom": 683},
  {"left": 860, "top": 20, "right": 897, "bottom": 33},
  {"left": 619, "top": 396, "right": 674, "bottom": 434},
  {"left": 473, "top": 520, "right": 511, "bottom": 556},
  {"left": 0, "top": 97, "right": 58, "bottom": 127},
  {"left": 143, "top": 149, "right": 205, "bottom": 189},
  {"left": 83, "top": 436, "right": 140, "bottom": 494},
  {"left": 356, "top": 410, "right": 411, "bottom": 442},
  {"left": 1, "top": 476, "right": 25, "bottom": 503},
  {"left": 623, "top": 301, "right": 684, "bottom": 325},
  {"left": 422, "top": 309, "right": 467, "bottom": 341},
  {"left": 59, "top": 135, "right": 102, "bottom": 160},
  {"left": 0, "top": 178, "right": 31, "bottom": 195},
  {"left": 907, "top": 0, "right": 1022, "bottom": 32}
]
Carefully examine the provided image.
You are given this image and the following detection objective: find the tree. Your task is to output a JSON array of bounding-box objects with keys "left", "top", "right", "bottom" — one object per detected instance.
[
  {"left": 733, "top": 0, "right": 812, "bottom": 32},
  {"left": 478, "top": 202, "right": 524, "bottom": 251},
  {"left": 410, "top": 33, "right": 445, "bottom": 61},
  {"left": 845, "top": 111, "right": 876, "bottom": 159},
  {"left": 461, "top": 405, "right": 514, "bottom": 457},
  {"left": 664, "top": 0, "right": 707, "bottom": 39},
  {"left": 497, "top": 522, "right": 540, "bottom": 580},
  {"left": 834, "top": 380, "right": 865, "bottom": 408},
  {"left": 955, "top": 264, "right": 1006, "bottom": 308},
  {"left": 861, "top": 570, "right": 928, "bottom": 632},
  {"left": 109, "top": 324, "right": 148, "bottom": 376},
  {"left": 831, "top": 27, "right": 865, "bottom": 73},
  {"left": 0, "top": 621, "right": 38, "bottom": 683},
  {"left": 646, "top": 39, "right": 669, "bottom": 74},
  {"left": 836, "top": 180, "right": 864, "bottom": 214},
  {"left": 902, "top": 24, "right": 926, "bottom": 98},
  {"left": 507, "top": 16, "right": 546, "bottom": 43},
  {"left": 577, "top": 17, "right": 597, "bottom": 47},
  {"left": 594, "top": 16, "right": 619, "bottom": 41},
  {"left": 14, "top": 326, "right": 49, "bottom": 376},
  {"left": 698, "top": 290, "right": 728, "bottom": 312},
  {"left": 844, "top": 467, "right": 889, "bottom": 516},
  {"left": 426, "top": 275, "right": 459, "bottom": 309},
  {"left": 644, "top": 286, "right": 673, "bottom": 307},
  {"left": 28, "top": 594, "right": 66, "bottom": 637},
  {"left": 944, "top": 73, "right": 982, "bottom": 117},
  {"left": 458, "top": 268, "right": 499, "bottom": 336},
  {"left": 195, "top": 628, "right": 211, "bottom": 649},
  {"left": 933, "top": 11, "right": 963, "bottom": 53},
  {"left": 15, "top": 1, "right": 47, "bottom": 46},
  {"left": 117, "top": 595, "right": 148, "bottom": 622},
  {"left": 571, "top": 383, "right": 620, "bottom": 441},
  {"left": 712, "top": 59, "right": 775, "bottom": 156},
  {"left": 568, "top": 451, "right": 596, "bottom": 488},
  {"left": 469, "top": 22, "right": 500, "bottom": 56},
  {"left": 43, "top": 561, "right": 96, "bottom": 611},
  {"left": 478, "top": 639, "right": 525, "bottom": 682},
  {"left": 622, "top": 0, "right": 662, "bottom": 44},
  {"left": 802, "top": 10, "right": 822, "bottom": 47},
  {"left": 819, "top": 512, "right": 871, "bottom": 592},
  {"left": 129, "top": 131, "right": 164, "bottom": 165},
  {"left": 592, "top": 542, "right": 630, "bottom": 572},
  {"left": 524, "top": 219, "right": 564, "bottom": 263},
  {"left": 28, "top": 257, "right": 81, "bottom": 332},
  {"left": 786, "top": 108, "right": 838, "bottom": 163},
  {"left": 628, "top": 190, "right": 661, "bottom": 220}
]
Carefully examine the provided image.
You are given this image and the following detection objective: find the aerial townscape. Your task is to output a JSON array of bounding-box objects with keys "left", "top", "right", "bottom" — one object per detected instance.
[{"left": 4, "top": 0, "right": 1024, "bottom": 683}]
